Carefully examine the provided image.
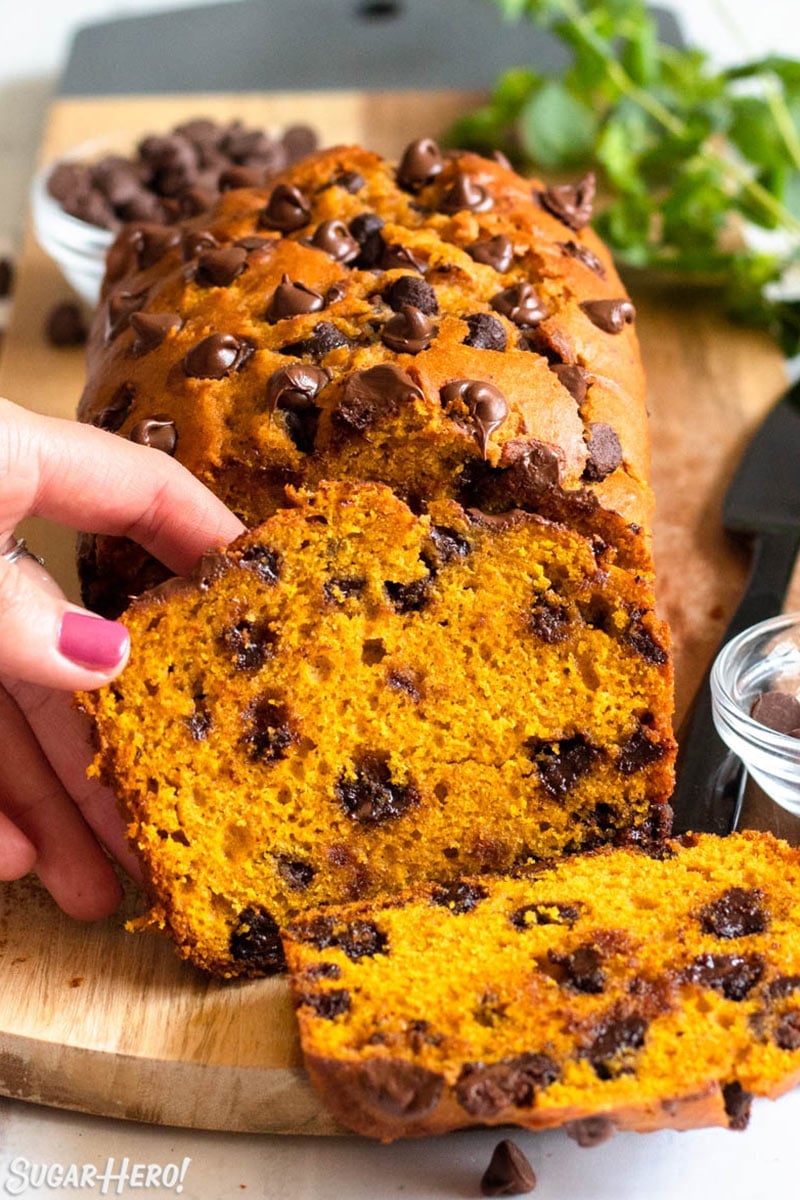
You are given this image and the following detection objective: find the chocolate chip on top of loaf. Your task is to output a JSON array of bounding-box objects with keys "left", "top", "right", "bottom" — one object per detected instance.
[
  {"left": 79, "top": 480, "right": 674, "bottom": 978},
  {"left": 283, "top": 831, "right": 800, "bottom": 1141},
  {"left": 77, "top": 139, "right": 651, "bottom": 618}
]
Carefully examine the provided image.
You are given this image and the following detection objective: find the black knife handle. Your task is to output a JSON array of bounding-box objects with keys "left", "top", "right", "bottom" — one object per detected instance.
[{"left": 670, "top": 527, "right": 800, "bottom": 835}]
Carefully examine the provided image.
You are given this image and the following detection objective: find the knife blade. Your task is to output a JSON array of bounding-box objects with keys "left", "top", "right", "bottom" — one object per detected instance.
[{"left": 670, "top": 378, "right": 800, "bottom": 834}]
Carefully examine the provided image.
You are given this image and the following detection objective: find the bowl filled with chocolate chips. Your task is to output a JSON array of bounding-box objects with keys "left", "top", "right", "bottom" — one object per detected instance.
[
  {"left": 32, "top": 118, "right": 317, "bottom": 305},
  {"left": 711, "top": 612, "right": 800, "bottom": 813}
]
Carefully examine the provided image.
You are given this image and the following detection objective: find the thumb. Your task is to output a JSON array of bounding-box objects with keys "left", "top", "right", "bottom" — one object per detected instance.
[{"left": 0, "top": 555, "right": 129, "bottom": 690}]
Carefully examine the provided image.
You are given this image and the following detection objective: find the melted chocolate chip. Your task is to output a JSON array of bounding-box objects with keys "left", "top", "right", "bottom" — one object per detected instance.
[
  {"left": 265, "top": 363, "right": 330, "bottom": 415},
  {"left": 336, "top": 364, "right": 423, "bottom": 434},
  {"left": 699, "top": 888, "right": 767, "bottom": 940},
  {"left": 617, "top": 727, "right": 667, "bottom": 775},
  {"left": 503, "top": 440, "right": 563, "bottom": 505},
  {"left": 348, "top": 212, "right": 385, "bottom": 268},
  {"left": 529, "top": 595, "right": 571, "bottom": 643},
  {"left": 765, "top": 974, "right": 800, "bottom": 1000},
  {"left": 356, "top": 1059, "right": 443, "bottom": 1119},
  {"left": 230, "top": 906, "right": 285, "bottom": 973},
  {"left": 182, "top": 228, "right": 219, "bottom": 261},
  {"left": 539, "top": 174, "right": 596, "bottom": 230},
  {"left": 384, "top": 576, "right": 432, "bottom": 613},
  {"left": 277, "top": 858, "right": 315, "bottom": 890},
  {"left": 750, "top": 690, "right": 800, "bottom": 734},
  {"left": 234, "top": 235, "right": 275, "bottom": 254},
  {"left": 565, "top": 1116, "right": 616, "bottom": 1147},
  {"left": 336, "top": 920, "right": 388, "bottom": 960},
  {"left": 480, "top": 1140, "right": 537, "bottom": 1198},
  {"left": 92, "top": 381, "right": 135, "bottom": 432},
  {"left": 467, "top": 234, "right": 513, "bottom": 273},
  {"left": 491, "top": 283, "right": 547, "bottom": 327},
  {"left": 129, "top": 310, "right": 181, "bottom": 356},
  {"left": 380, "top": 242, "right": 427, "bottom": 273},
  {"left": 258, "top": 182, "right": 311, "bottom": 232},
  {"left": 397, "top": 137, "right": 444, "bottom": 189},
  {"left": 238, "top": 544, "right": 281, "bottom": 585},
  {"left": 510, "top": 901, "right": 580, "bottom": 929},
  {"left": 552, "top": 944, "right": 606, "bottom": 993},
  {"left": 582, "top": 423, "right": 623, "bottom": 482},
  {"left": 267, "top": 274, "right": 325, "bottom": 322},
  {"left": 133, "top": 223, "right": 182, "bottom": 270},
  {"left": 587, "top": 1015, "right": 647, "bottom": 1080},
  {"left": 431, "top": 881, "right": 488, "bottom": 913},
  {"left": 220, "top": 619, "right": 275, "bottom": 672},
  {"left": 280, "top": 320, "right": 350, "bottom": 359},
  {"left": 775, "top": 1011, "right": 800, "bottom": 1051},
  {"left": 381, "top": 304, "right": 435, "bottom": 354},
  {"left": 324, "top": 577, "right": 366, "bottom": 604},
  {"left": 528, "top": 735, "right": 601, "bottom": 799},
  {"left": 623, "top": 610, "right": 668, "bottom": 665},
  {"left": 464, "top": 313, "right": 507, "bottom": 351},
  {"left": 551, "top": 363, "right": 589, "bottom": 405},
  {"left": 440, "top": 379, "right": 508, "bottom": 458},
  {"left": 685, "top": 953, "right": 764, "bottom": 1001},
  {"left": 305, "top": 962, "right": 341, "bottom": 981},
  {"left": 334, "top": 171, "right": 365, "bottom": 193},
  {"left": 385, "top": 274, "right": 438, "bottom": 316},
  {"left": 195, "top": 245, "right": 248, "bottom": 286},
  {"left": 428, "top": 525, "right": 471, "bottom": 565},
  {"left": 335, "top": 753, "right": 419, "bottom": 824},
  {"left": 129, "top": 415, "right": 177, "bottom": 454},
  {"left": 455, "top": 1053, "right": 558, "bottom": 1117},
  {"left": 297, "top": 989, "right": 351, "bottom": 1019},
  {"left": 105, "top": 290, "right": 147, "bottom": 342},
  {"left": 440, "top": 173, "right": 493, "bottom": 214},
  {"left": 580, "top": 298, "right": 636, "bottom": 334},
  {"left": 218, "top": 164, "right": 263, "bottom": 191},
  {"left": 722, "top": 1081, "right": 753, "bottom": 1130},
  {"left": 243, "top": 697, "right": 296, "bottom": 762},
  {"left": 307, "top": 219, "right": 360, "bottom": 264},
  {"left": 560, "top": 238, "right": 606, "bottom": 277},
  {"left": 183, "top": 332, "right": 253, "bottom": 379}
]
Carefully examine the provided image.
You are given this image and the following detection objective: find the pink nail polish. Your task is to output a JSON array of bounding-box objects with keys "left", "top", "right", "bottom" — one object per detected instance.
[{"left": 58, "top": 612, "right": 129, "bottom": 670}]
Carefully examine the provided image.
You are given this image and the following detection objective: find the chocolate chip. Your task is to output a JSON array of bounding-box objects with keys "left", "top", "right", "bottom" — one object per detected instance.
[
  {"left": 296, "top": 989, "right": 351, "bottom": 1019},
  {"left": 129, "top": 311, "right": 182, "bottom": 355},
  {"left": 258, "top": 182, "right": 311, "bottom": 232},
  {"left": 750, "top": 690, "right": 800, "bottom": 734},
  {"left": 397, "top": 137, "right": 444, "bottom": 189},
  {"left": 565, "top": 1116, "right": 615, "bottom": 1147},
  {"left": 380, "top": 242, "right": 427, "bottom": 273},
  {"left": 186, "top": 698, "right": 212, "bottom": 742},
  {"left": 385, "top": 275, "right": 438, "bottom": 315},
  {"left": 623, "top": 610, "right": 668, "bottom": 665},
  {"left": 440, "top": 379, "right": 508, "bottom": 458},
  {"left": 431, "top": 881, "right": 487, "bottom": 913},
  {"left": 539, "top": 173, "right": 596, "bottom": 230},
  {"left": 765, "top": 974, "right": 800, "bottom": 1000},
  {"left": 463, "top": 313, "right": 507, "bottom": 351},
  {"left": 480, "top": 1140, "right": 537, "bottom": 1197},
  {"left": 348, "top": 212, "right": 385, "bottom": 268},
  {"left": 386, "top": 667, "right": 420, "bottom": 702},
  {"left": 686, "top": 953, "right": 764, "bottom": 1001},
  {"left": 218, "top": 164, "right": 263, "bottom": 191},
  {"left": 467, "top": 234, "right": 513, "bottom": 273},
  {"left": 580, "top": 298, "right": 636, "bottom": 334},
  {"left": 266, "top": 363, "right": 330, "bottom": 415},
  {"left": 775, "top": 1011, "right": 800, "bottom": 1051},
  {"left": 587, "top": 1015, "right": 647, "bottom": 1079},
  {"left": 554, "top": 945, "right": 606, "bottom": 993},
  {"left": 428, "top": 525, "right": 471, "bottom": 565},
  {"left": 267, "top": 274, "right": 325, "bottom": 322},
  {"left": 243, "top": 697, "right": 296, "bottom": 762},
  {"left": 324, "top": 577, "right": 366, "bottom": 604},
  {"left": 221, "top": 620, "right": 275, "bottom": 672},
  {"left": 384, "top": 576, "right": 432, "bottom": 613},
  {"left": 440, "top": 173, "right": 493, "bottom": 214},
  {"left": 304, "top": 962, "right": 341, "bottom": 981},
  {"left": 722, "top": 1081, "right": 753, "bottom": 1130},
  {"left": 617, "top": 727, "right": 667, "bottom": 775},
  {"left": 518, "top": 324, "right": 571, "bottom": 364},
  {"left": 289, "top": 915, "right": 336, "bottom": 950},
  {"left": 230, "top": 906, "right": 286, "bottom": 973},
  {"left": 0, "top": 257, "right": 14, "bottom": 298},
  {"left": 581, "top": 423, "right": 623, "bottom": 483},
  {"left": 183, "top": 332, "right": 253, "bottom": 378},
  {"left": 334, "top": 171, "right": 365, "bottom": 193},
  {"left": 356, "top": 1059, "right": 443, "bottom": 1119},
  {"left": 280, "top": 320, "right": 350, "bottom": 359},
  {"left": 336, "top": 920, "right": 388, "bottom": 960},
  {"left": 325, "top": 282, "right": 347, "bottom": 305},
  {"left": 699, "top": 888, "right": 767, "bottom": 939},
  {"left": 45, "top": 301, "right": 88, "bottom": 347},
  {"left": 238, "top": 544, "right": 281, "bottom": 585},
  {"left": 105, "top": 290, "right": 148, "bottom": 343},
  {"left": 503, "top": 440, "right": 563, "bottom": 506},
  {"left": 129, "top": 415, "right": 177, "bottom": 455},
  {"left": 528, "top": 735, "right": 601, "bottom": 799},
  {"left": 182, "top": 229, "right": 219, "bottom": 261},
  {"left": 65, "top": 187, "right": 118, "bottom": 229},
  {"left": 195, "top": 245, "right": 248, "bottom": 287},
  {"left": 48, "top": 160, "right": 91, "bottom": 204},
  {"left": 529, "top": 596, "right": 571, "bottom": 643},
  {"left": 510, "top": 901, "right": 580, "bottom": 930},
  {"left": 560, "top": 238, "right": 606, "bottom": 277},
  {"left": 234, "top": 235, "right": 275, "bottom": 254},
  {"left": 335, "top": 753, "right": 419, "bottom": 823},
  {"left": 491, "top": 283, "right": 547, "bottom": 327},
  {"left": 307, "top": 219, "right": 360, "bottom": 264},
  {"left": 382, "top": 305, "right": 435, "bottom": 353},
  {"left": 131, "top": 223, "right": 182, "bottom": 270},
  {"left": 93, "top": 381, "right": 135, "bottom": 432},
  {"left": 551, "top": 363, "right": 589, "bottom": 405},
  {"left": 455, "top": 1054, "right": 558, "bottom": 1117},
  {"left": 336, "top": 363, "right": 423, "bottom": 433}
]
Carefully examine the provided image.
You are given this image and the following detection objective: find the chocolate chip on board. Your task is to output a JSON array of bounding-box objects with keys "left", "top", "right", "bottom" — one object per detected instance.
[{"left": 480, "top": 1139, "right": 537, "bottom": 1196}]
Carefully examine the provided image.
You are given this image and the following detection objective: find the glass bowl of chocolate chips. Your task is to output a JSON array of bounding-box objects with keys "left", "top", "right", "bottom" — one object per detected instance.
[
  {"left": 712, "top": 613, "right": 800, "bottom": 813},
  {"left": 31, "top": 118, "right": 316, "bottom": 306}
]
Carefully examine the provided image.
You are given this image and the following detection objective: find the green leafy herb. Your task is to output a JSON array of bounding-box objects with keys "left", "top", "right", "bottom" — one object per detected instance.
[{"left": 446, "top": 0, "right": 800, "bottom": 354}]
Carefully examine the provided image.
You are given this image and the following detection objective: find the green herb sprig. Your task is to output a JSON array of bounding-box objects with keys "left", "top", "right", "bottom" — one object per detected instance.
[{"left": 447, "top": 0, "right": 800, "bottom": 354}]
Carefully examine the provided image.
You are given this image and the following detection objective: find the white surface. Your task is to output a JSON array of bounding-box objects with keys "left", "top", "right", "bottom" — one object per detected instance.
[{"left": 2, "top": 2, "right": 800, "bottom": 1196}]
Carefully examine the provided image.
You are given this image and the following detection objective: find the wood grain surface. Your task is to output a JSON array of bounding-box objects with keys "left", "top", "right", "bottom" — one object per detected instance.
[{"left": 0, "top": 92, "right": 798, "bottom": 1134}]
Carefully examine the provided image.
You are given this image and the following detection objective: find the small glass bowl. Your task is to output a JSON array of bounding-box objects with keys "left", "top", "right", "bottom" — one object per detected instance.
[{"left": 711, "top": 613, "right": 800, "bottom": 814}]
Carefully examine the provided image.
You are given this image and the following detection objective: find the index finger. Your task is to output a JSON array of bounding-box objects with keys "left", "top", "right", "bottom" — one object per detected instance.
[{"left": 0, "top": 397, "right": 245, "bottom": 573}]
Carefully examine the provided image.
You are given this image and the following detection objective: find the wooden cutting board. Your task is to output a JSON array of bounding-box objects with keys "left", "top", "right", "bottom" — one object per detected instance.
[{"left": 0, "top": 91, "right": 798, "bottom": 1135}]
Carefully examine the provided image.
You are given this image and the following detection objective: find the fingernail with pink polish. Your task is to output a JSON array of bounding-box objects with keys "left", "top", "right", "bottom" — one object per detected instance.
[{"left": 58, "top": 612, "right": 129, "bottom": 671}]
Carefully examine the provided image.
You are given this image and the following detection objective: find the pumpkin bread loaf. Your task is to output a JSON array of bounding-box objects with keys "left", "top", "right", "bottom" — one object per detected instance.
[
  {"left": 80, "top": 480, "right": 674, "bottom": 977},
  {"left": 283, "top": 831, "right": 800, "bottom": 1141}
]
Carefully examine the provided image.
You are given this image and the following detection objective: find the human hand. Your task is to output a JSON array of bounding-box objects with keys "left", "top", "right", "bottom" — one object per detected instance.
[{"left": 0, "top": 397, "right": 245, "bottom": 919}]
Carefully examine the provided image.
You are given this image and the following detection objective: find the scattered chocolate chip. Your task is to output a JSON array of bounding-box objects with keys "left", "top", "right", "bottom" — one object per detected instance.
[
  {"left": 699, "top": 888, "right": 767, "bottom": 940},
  {"left": 297, "top": 989, "right": 351, "bottom": 1019},
  {"left": 238, "top": 544, "right": 281, "bottom": 585},
  {"left": 480, "top": 1139, "right": 537, "bottom": 1197},
  {"left": 258, "top": 182, "right": 311, "bottom": 232},
  {"left": 491, "top": 283, "right": 547, "bottom": 327},
  {"left": 587, "top": 1015, "right": 647, "bottom": 1080},
  {"left": 440, "top": 172, "right": 493, "bottom": 214},
  {"left": 195, "top": 245, "right": 248, "bottom": 287},
  {"left": 464, "top": 312, "right": 507, "bottom": 351},
  {"left": 267, "top": 274, "right": 325, "bottom": 322},
  {"left": 92, "top": 381, "right": 136, "bottom": 432},
  {"left": 554, "top": 945, "right": 606, "bottom": 993},
  {"left": 243, "top": 697, "right": 296, "bottom": 762},
  {"left": 336, "top": 753, "right": 419, "bottom": 823},
  {"left": 431, "top": 881, "right": 487, "bottom": 913},
  {"left": 397, "top": 137, "right": 444, "bottom": 189},
  {"left": 750, "top": 690, "right": 800, "bottom": 735},
  {"left": 385, "top": 274, "right": 438, "bottom": 315},
  {"left": 357, "top": 1058, "right": 443, "bottom": 1119},
  {"left": 307, "top": 219, "right": 360, "bottom": 264},
  {"left": 560, "top": 239, "right": 606, "bottom": 277},
  {"left": 265, "top": 363, "right": 330, "bottom": 415},
  {"left": 440, "top": 379, "right": 508, "bottom": 458},
  {"left": 129, "top": 311, "right": 182, "bottom": 356},
  {"left": 539, "top": 174, "right": 596, "bottom": 230},
  {"left": 722, "top": 1081, "right": 753, "bottom": 1131},
  {"left": 381, "top": 304, "right": 435, "bottom": 353},
  {"left": 456, "top": 1053, "right": 558, "bottom": 1117},
  {"left": 617, "top": 727, "right": 667, "bottom": 775},
  {"left": 324, "top": 577, "right": 366, "bottom": 604},
  {"left": 129, "top": 415, "right": 177, "bottom": 454},
  {"left": 336, "top": 363, "right": 423, "bottom": 434},
  {"left": 230, "top": 906, "right": 285, "bottom": 973},
  {"left": 467, "top": 234, "right": 513, "bottom": 273},
  {"left": 580, "top": 298, "right": 636, "bottom": 334},
  {"left": 550, "top": 363, "right": 589, "bottom": 405},
  {"left": 565, "top": 1115, "right": 616, "bottom": 1147},
  {"left": 221, "top": 620, "right": 275, "bottom": 672},
  {"left": 384, "top": 576, "right": 432, "bottom": 613},
  {"left": 510, "top": 901, "right": 580, "bottom": 930},
  {"left": 623, "top": 610, "right": 668, "bottom": 665},
  {"left": 428, "top": 525, "right": 471, "bottom": 565},
  {"left": 348, "top": 212, "right": 385, "bottom": 268},
  {"left": 775, "top": 1011, "right": 800, "bottom": 1051},
  {"left": 183, "top": 332, "right": 253, "bottom": 378},
  {"left": 528, "top": 735, "right": 601, "bottom": 799},
  {"left": 45, "top": 300, "right": 88, "bottom": 347}
]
